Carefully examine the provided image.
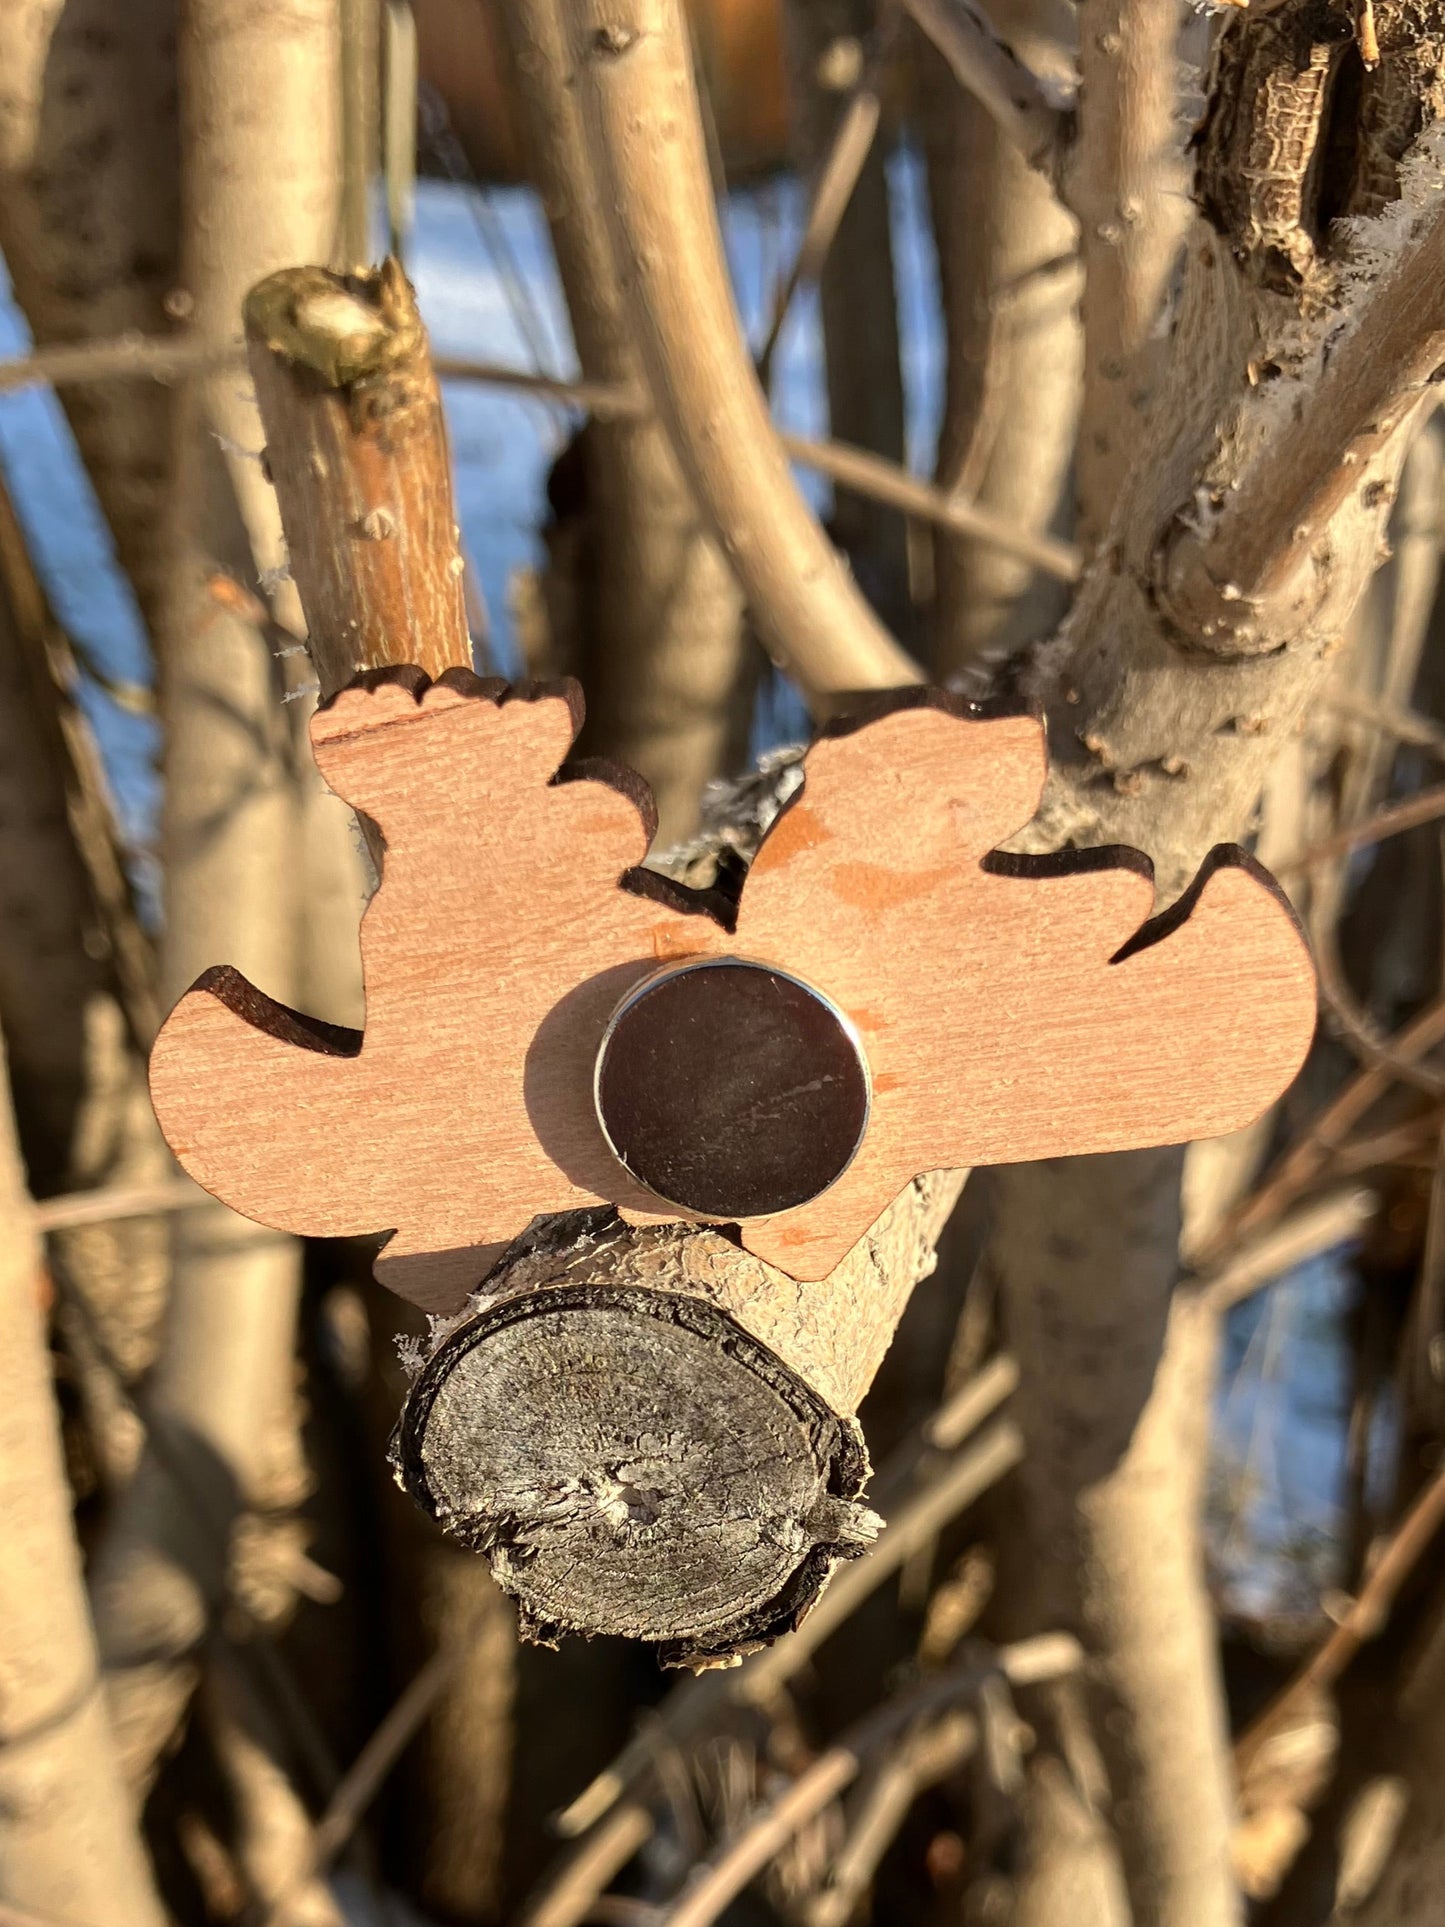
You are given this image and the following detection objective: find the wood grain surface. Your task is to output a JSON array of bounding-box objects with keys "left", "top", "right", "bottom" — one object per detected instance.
[{"left": 148, "top": 671, "right": 1317, "bottom": 1311}]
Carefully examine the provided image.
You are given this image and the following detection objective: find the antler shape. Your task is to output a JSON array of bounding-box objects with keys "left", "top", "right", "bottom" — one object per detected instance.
[{"left": 149, "top": 669, "right": 1317, "bottom": 1311}]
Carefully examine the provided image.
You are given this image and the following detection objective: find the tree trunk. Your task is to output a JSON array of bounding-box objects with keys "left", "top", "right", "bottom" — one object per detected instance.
[
  {"left": 0, "top": 0, "right": 180, "bottom": 630},
  {"left": 0, "top": 464, "right": 170, "bottom": 1485},
  {"left": 89, "top": 0, "right": 344, "bottom": 1790},
  {"left": 783, "top": 0, "right": 912, "bottom": 640},
  {"left": 914, "top": 0, "right": 1082, "bottom": 673},
  {"left": 0, "top": 1029, "right": 167, "bottom": 1927},
  {"left": 986, "top": 5, "right": 1445, "bottom": 1920},
  {"left": 501, "top": 0, "right": 750, "bottom": 846}
]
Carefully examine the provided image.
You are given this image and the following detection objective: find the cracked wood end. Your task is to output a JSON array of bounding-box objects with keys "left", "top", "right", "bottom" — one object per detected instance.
[{"left": 391, "top": 1264, "right": 873, "bottom": 1666}]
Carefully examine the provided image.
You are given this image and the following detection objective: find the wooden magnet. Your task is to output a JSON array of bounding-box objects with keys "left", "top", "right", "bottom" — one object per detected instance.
[{"left": 148, "top": 667, "right": 1317, "bottom": 1315}]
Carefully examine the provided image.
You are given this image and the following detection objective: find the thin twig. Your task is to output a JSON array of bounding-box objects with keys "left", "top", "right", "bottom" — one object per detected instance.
[
  {"left": 1197, "top": 1186, "right": 1376, "bottom": 1312},
  {"left": 0, "top": 329, "right": 1077, "bottom": 580},
  {"left": 1235, "top": 1455, "right": 1445, "bottom": 1774},
  {"left": 519, "top": 1807, "right": 659, "bottom": 1927},
  {"left": 1275, "top": 782, "right": 1445, "bottom": 879},
  {"left": 756, "top": 16, "right": 898, "bottom": 382},
  {"left": 1327, "top": 687, "right": 1445, "bottom": 760},
  {"left": 0, "top": 330, "right": 646, "bottom": 419},
  {"left": 1194, "top": 996, "right": 1445, "bottom": 1266},
  {"left": 806, "top": 1711, "right": 975, "bottom": 1927},
  {"left": 659, "top": 1636, "right": 1080, "bottom": 1927},
  {"left": 33, "top": 1179, "right": 209, "bottom": 1233},
  {"left": 778, "top": 431, "right": 1083, "bottom": 580},
  {"left": 556, "top": 1384, "right": 1021, "bottom": 1838},
  {"left": 900, "top": 0, "right": 1070, "bottom": 175},
  {"left": 522, "top": 1401, "right": 1022, "bottom": 1926},
  {"left": 261, "top": 1643, "right": 460, "bottom": 1927}
]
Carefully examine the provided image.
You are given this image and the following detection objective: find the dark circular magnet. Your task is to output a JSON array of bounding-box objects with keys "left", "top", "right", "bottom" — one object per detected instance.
[{"left": 593, "top": 956, "right": 870, "bottom": 1219}]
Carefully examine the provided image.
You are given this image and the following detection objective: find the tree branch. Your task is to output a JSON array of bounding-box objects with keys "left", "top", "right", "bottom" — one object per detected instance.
[
  {"left": 244, "top": 261, "right": 474, "bottom": 696},
  {"left": 900, "top": 0, "right": 1071, "bottom": 176},
  {"left": 572, "top": 0, "right": 921, "bottom": 700}
]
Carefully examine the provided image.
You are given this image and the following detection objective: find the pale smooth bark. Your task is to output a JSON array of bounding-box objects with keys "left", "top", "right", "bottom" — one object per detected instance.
[
  {"left": 503, "top": 0, "right": 748, "bottom": 845},
  {"left": 915, "top": 2, "right": 1083, "bottom": 672},
  {"left": 571, "top": 0, "right": 920, "bottom": 700},
  {"left": 0, "top": 1032, "right": 166, "bottom": 1927},
  {"left": 1069, "top": 0, "right": 1186, "bottom": 544},
  {"left": 89, "top": 0, "right": 345, "bottom": 1789}
]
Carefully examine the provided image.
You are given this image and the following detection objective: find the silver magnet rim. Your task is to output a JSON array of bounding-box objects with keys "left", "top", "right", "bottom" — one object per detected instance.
[{"left": 592, "top": 953, "right": 873, "bottom": 1219}]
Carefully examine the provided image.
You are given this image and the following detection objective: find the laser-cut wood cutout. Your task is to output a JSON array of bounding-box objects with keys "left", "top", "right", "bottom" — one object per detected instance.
[{"left": 148, "top": 668, "right": 1318, "bottom": 1313}]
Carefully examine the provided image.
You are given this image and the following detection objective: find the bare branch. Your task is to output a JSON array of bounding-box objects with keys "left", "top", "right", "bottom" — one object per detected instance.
[
  {"left": 661, "top": 1636, "right": 1081, "bottom": 1927},
  {"left": 1070, "top": 0, "right": 1188, "bottom": 540},
  {"left": 245, "top": 261, "right": 475, "bottom": 697},
  {"left": 0, "top": 1038, "right": 166, "bottom": 1927},
  {"left": 1198, "top": 1187, "right": 1376, "bottom": 1312},
  {"left": 0, "top": 330, "right": 1077, "bottom": 582},
  {"left": 900, "top": 0, "right": 1070, "bottom": 174},
  {"left": 573, "top": 0, "right": 921, "bottom": 700},
  {"left": 756, "top": 16, "right": 897, "bottom": 381},
  {"left": 1236, "top": 1455, "right": 1445, "bottom": 1777},
  {"left": 780, "top": 430, "right": 1083, "bottom": 580},
  {"left": 1162, "top": 143, "right": 1445, "bottom": 644}
]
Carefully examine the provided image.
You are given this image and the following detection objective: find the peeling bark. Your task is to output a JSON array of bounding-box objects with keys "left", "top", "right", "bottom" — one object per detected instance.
[{"left": 989, "top": 7, "right": 1445, "bottom": 1922}]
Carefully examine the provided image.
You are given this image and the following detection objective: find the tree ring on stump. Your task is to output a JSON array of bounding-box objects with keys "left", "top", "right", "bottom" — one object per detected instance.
[
  {"left": 593, "top": 956, "right": 871, "bottom": 1219},
  {"left": 392, "top": 1283, "right": 872, "bottom": 1664}
]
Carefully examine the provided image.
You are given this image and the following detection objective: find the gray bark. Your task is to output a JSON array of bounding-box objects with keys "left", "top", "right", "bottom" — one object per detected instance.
[
  {"left": 0, "top": 1029, "right": 166, "bottom": 1927},
  {"left": 502, "top": 0, "right": 749, "bottom": 845},
  {"left": 915, "top": 0, "right": 1082, "bottom": 672}
]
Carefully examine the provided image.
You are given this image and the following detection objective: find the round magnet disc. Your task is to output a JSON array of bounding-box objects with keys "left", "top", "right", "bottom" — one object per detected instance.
[{"left": 594, "top": 957, "right": 870, "bottom": 1219}]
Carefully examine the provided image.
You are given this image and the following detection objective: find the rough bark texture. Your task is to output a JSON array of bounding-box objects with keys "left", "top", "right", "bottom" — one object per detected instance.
[
  {"left": 987, "top": 7, "right": 1445, "bottom": 1922},
  {"left": 397, "top": 1183, "right": 964, "bottom": 1658},
  {"left": 245, "top": 260, "right": 473, "bottom": 699},
  {"left": 0, "top": 1033, "right": 167, "bottom": 1927},
  {"left": 915, "top": 0, "right": 1083, "bottom": 672},
  {"left": 0, "top": 0, "right": 179, "bottom": 629},
  {"left": 502, "top": 0, "right": 749, "bottom": 845},
  {"left": 89, "top": 0, "right": 343, "bottom": 1789},
  {"left": 783, "top": 0, "right": 912, "bottom": 639}
]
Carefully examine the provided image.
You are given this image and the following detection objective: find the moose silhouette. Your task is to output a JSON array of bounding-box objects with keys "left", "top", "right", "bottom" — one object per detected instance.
[{"left": 149, "top": 669, "right": 1317, "bottom": 1312}]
